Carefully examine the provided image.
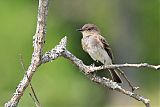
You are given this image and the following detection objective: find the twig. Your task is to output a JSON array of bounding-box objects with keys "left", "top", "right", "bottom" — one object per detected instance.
[
  {"left": 6, "top": 31, "right": 158, "bottom": 107},
  {"left": 42, "top": 36, "right": 67, "bottom": 63},
  {"left": 91, "top": 63, "right": 160, "bottom": 71},
  {"left": 40, "top": 36, "right": 159, "bottom": 107},
  {"left": 4, "top": 0, "right": 159, "bottom": 106},
  {"left": 29, "top": 93, "right": 39, "bottom": 107},
  {"left": 29, "top": 83, "right": 41, "bottom": 107},
  {"left": 5, "top": 0, "right": 49, "bottom": 107},
  {"left": 41, "top": 37, "right": 155, "bottom": 107},
  {"left": 19, "top": 54, "right": 41, "bottom": 107},
  {"left": 116, "top": 68, "right": 139, "bottom": 92},
  {"left": 62, "top": 49, "right": 151, "bottom": 107}
]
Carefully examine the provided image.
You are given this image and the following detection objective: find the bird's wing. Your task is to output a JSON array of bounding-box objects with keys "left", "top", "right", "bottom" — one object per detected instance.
[{"left": 99, "top": 35, "right": 114, "bottom": 60}]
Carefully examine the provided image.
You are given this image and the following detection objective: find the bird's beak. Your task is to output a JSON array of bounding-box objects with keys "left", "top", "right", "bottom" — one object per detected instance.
[{"left": 77, "top": 28, "right": 83, "bottom": 32}]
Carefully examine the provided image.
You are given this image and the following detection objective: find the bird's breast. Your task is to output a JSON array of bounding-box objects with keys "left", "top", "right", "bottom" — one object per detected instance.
[
  {"left": 81, "top": 36, "right": 112, "bottom": 64},
  {"left": 82, "top": 36, "right": 95, "bottom": 50}
]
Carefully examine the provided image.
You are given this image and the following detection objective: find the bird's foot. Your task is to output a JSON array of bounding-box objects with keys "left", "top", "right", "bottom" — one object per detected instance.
[{"left": 131, "top": 86, "right": 140, "bottom": 92}]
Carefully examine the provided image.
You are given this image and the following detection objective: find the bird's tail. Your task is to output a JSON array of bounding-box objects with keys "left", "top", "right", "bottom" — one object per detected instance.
[{"left": 108, "top": 68, "right": 122, "bottom": 83}]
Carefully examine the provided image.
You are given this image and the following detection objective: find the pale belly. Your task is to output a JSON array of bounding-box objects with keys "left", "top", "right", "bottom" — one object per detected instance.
[
  {"left": 87, "top": 45, "right": 112, "bottom": 65},
  {"left": 82, "top": 36, "right": 112, "bottom": 65}
]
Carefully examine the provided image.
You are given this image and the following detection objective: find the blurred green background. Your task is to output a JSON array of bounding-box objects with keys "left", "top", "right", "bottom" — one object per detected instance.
[{"left": 0, "top": 0, "right": 159, "bottom": 107}]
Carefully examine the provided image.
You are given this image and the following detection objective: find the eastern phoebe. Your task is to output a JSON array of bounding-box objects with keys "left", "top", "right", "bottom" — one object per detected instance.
[{"left": 78, "top": 24, "right": 122, "bottom": 83}]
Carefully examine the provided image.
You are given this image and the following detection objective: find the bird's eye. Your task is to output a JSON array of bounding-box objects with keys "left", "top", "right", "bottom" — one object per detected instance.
[{"left": 88, "top": 28, "right": 92, "bottom": 30}]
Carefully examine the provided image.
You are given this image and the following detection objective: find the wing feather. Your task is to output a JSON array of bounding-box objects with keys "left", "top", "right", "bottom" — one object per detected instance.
[{"left": 99, "top": 36, "right": 114, "bottom": 60}]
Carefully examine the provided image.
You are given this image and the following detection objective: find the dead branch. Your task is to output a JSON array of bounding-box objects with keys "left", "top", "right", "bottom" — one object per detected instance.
[
  {"left": 5, "top": 0, "right": 49, "bottom": 106},
  {"left": 41, "top": 36, "right": 152, "bottom": 107},
  {"left": 19, "top": 54, "right": 41, "bottom": 107},
  {"left": 91, "top": 63, "right": 160, "bottom": 71},
  {"left": 5, "top": 0, "right": 159, "bottom": 107}
]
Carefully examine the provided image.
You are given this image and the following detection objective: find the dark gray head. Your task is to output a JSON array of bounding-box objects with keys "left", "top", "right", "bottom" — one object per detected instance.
[{"left": 77, "top": 24, "right": 100, "bottom": 34}]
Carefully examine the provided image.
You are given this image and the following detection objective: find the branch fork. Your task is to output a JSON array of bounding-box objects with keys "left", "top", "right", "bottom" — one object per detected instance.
[
  {"left": 5, "top": 0, "right": 159, "bottom": 107},
  {"left": 42, "top": 36, "right": 155, "bottom": 107},
  {"left": 6, "top": 35, "right": 157, "bottom": 107}
]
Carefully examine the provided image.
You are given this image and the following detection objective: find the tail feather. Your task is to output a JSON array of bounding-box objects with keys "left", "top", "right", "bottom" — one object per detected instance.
[{"left": 108, "top": 69, "right": 122, "bottom": 83}]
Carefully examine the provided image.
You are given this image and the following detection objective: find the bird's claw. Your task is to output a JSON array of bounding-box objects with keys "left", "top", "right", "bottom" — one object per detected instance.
[{"left": 131, "top": 86, "right": 140, "bottom": 92}]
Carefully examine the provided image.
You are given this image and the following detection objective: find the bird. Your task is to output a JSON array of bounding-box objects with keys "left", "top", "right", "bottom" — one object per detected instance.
[{"left": 78, "top": 23, "right": 122, "bottom": 83}]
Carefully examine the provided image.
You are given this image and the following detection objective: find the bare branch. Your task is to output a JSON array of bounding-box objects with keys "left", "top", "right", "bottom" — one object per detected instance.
[
  {"left": 116, "top": 68, "right": 139, "bottom": 92},
  {"left": 42, "top": 36, "right": 67, "bottom": 63},
  {"left": 5, "top": 0, "right": 49, "bottom": 107},
  {"left": 62, "top": 49, "right": 151, "bottom": 107},
  {"left": 19, "top": 54, "right": 41, "bottom": 107},
  {"left": 6, "top": 27, "right": 158, "bottom": 107},
  {"left": 90, "top": 63, "right": 160, "bottom": 71},
  {"left": 40, "top": 37, "right": 154, "bottom": 107},
  {"left": 5, "top": 0, "right": 158, "bottom": 106},
  {"left": 29, "top": 93, "right": 39, "bottom": 107}
]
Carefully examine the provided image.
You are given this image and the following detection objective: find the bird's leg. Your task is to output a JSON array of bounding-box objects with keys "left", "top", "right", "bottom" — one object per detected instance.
[
  {"left": 117, "top": 68, "right": 139, "bottom": 92},
  {"left": 102, "top": 60, "right": 106, "bottom": 69}
]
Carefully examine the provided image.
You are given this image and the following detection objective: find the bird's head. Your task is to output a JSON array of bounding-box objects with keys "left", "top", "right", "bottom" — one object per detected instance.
[{"left": 77, "top": 24, "right": 100, "bottom": 36}]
